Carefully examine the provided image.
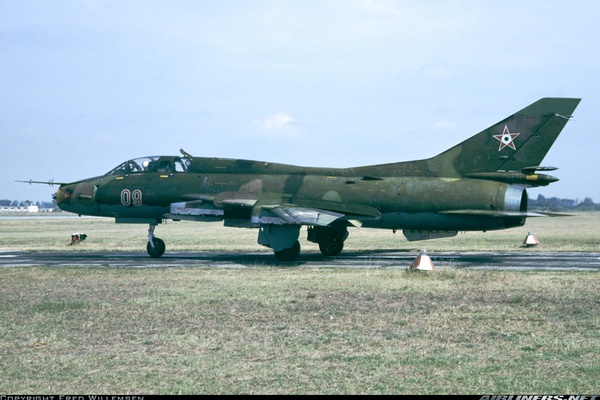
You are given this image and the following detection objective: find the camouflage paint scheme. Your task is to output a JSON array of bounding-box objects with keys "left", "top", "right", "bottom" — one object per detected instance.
[{"left": 47, "top": 98, "right": 581, "bottom": 260}]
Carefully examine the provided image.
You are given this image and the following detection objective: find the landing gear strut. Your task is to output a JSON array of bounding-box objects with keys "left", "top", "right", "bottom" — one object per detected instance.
[{"left": 146, "top": 224, "right": 165, "bottom": 258}]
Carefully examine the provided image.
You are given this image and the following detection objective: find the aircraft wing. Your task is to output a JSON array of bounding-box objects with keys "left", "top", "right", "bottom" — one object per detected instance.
[
  {"left": 291, "top": 199, "right": 381, "bottom": 220},
  {"left": 262, "top": 206, "right": 344, "bottom": 226},
  {"left": 209, "top": 192, "right": 382, "bottom": 218},
  {"left": 252, "top": 198, "right": 381, "bottom": 227},
  {"left": 166, "top": 192, "right": 381, "bottom": 227}
]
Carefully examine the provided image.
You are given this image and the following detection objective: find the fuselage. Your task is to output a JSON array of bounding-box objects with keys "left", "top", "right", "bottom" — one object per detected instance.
[{"left": 56, "top": 155, "right": 527, "bottom": 232}]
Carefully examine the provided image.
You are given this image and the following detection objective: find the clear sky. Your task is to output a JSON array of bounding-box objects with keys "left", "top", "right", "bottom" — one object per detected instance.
[{"left": 2, "top": 1, "right": 598, "bottom": 204}]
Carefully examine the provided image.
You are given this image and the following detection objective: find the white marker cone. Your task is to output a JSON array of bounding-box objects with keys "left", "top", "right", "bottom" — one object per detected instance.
[
  {"left": 523, "top": 232, "right": 540, "bottom": 247},
  {"left": 410, "top": 249, "right": 435, "bottom": 271}
]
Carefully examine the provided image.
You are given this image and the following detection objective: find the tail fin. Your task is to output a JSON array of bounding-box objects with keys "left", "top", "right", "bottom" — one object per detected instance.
[{"left": 428, "top": 97, "right": 581, "bottom": 175}]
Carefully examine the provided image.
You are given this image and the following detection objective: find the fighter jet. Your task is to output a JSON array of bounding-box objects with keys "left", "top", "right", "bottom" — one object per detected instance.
[{"left": 24, "top": 98, "right": 581, "bottom": 260}]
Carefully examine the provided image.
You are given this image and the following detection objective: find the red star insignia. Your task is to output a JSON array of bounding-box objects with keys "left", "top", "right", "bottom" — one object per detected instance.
[{"left": 493, "top": 125, "right": 520, "bottom": 151}]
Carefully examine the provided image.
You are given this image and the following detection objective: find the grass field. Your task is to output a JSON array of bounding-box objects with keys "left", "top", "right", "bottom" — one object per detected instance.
[
  {"left": 1, "top": 211, "right": 600, "bottom": 253},
  {"left": 0, "top": 213, "right": 599, "bottom": 394}
]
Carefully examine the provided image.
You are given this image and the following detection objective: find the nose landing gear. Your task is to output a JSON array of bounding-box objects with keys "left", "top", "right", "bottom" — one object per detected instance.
[{"left": 147, "top": 224, "right": 166, "bottom": 258}]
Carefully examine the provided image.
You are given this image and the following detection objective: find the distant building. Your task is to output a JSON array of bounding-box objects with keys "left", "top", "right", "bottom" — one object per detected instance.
[{"left": 0, "top": 205, "right": 51, "bottom": 213}]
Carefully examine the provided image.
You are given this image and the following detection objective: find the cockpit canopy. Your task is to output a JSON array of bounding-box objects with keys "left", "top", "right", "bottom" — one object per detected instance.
[{"left": 105, "top": 156, "right": 191, "bottom": 176}]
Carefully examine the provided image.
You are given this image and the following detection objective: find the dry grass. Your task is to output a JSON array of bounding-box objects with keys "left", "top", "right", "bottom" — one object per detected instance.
[{"left": 0, "top": 267, "right": 598, "bottom": 394}]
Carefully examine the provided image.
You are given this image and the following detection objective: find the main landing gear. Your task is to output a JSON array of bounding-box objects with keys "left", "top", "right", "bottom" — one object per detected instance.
[
  {"left": 271, "top": 224, "right": 349, "bottom": 261},
  {"left": 267, "top": 224, "right": 350, "bottom": 262},
  {"left": 142, "top": 222, "right": 350, "bottom": 261},
  {"left": 308, "top": 224, "right": 349, "bottom": 257},
  {"left": 147, "top": 224, "right": 166, "bottom": 258}
]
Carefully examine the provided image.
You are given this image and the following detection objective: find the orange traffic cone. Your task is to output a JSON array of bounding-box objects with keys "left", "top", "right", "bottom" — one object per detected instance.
[
  {"left": 523, "top": 232, "right": 539, "bottom": 247},
  {"left": 410, "top": 249, "right": 435, "bottom": 271}
]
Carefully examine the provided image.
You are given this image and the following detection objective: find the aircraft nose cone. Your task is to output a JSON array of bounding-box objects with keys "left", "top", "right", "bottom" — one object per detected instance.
[{"left": 55, "top": 186, "right": 73, "bottom": 206}]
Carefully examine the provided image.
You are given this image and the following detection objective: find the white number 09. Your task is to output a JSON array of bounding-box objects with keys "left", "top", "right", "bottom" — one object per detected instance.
[{"left": 121, "top": 189, "right": 143, "bottom": 207}]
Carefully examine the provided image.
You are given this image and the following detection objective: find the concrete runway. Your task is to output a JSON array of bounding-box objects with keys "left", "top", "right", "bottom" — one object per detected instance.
[{"left": 1, "top": 250, "right": 599, "bottom": 270}]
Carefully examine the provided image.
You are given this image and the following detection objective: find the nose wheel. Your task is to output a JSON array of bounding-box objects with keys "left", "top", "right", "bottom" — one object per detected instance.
[{"left": 147, "top": 224, "right": 166, "bottom": 258}]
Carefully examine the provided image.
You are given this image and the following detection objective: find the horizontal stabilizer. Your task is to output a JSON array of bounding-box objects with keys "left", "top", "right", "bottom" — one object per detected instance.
[
  {"left": 440, "top": 210, "right": 550, "bottom": 217},
  {"left": 530, "top": 211, "right": 573, "bottom": 217}
]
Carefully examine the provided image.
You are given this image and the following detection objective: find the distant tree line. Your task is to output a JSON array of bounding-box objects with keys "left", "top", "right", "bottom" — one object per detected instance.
[
  {"left": 529, "top": 194, "right": 600, "bottom": 211},
  {"left": 0, "top": 199, "right": 57, "bottom": 209}
]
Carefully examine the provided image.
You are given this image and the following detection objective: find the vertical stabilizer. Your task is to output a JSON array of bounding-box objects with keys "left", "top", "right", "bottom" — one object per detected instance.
[
  {"left": 352, "top": 98, "right": 580, "bottom": 178},
  {"left": 428, "top": 97, "right": 581, "bottom": 176}
]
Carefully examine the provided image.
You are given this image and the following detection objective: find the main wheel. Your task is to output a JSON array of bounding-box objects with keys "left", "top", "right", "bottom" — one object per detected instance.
[
  {"left": 314, "top": 224, "right": 348, "bottom": 257},
  {"left": 147, "top": 237, "right": 166, "bottom": 258},
  {"left": 318, "top": 237, "right": 344, "bottom": 257},
  {"left": 274, "top": 241, "right": 301, "bottom": 262}
]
